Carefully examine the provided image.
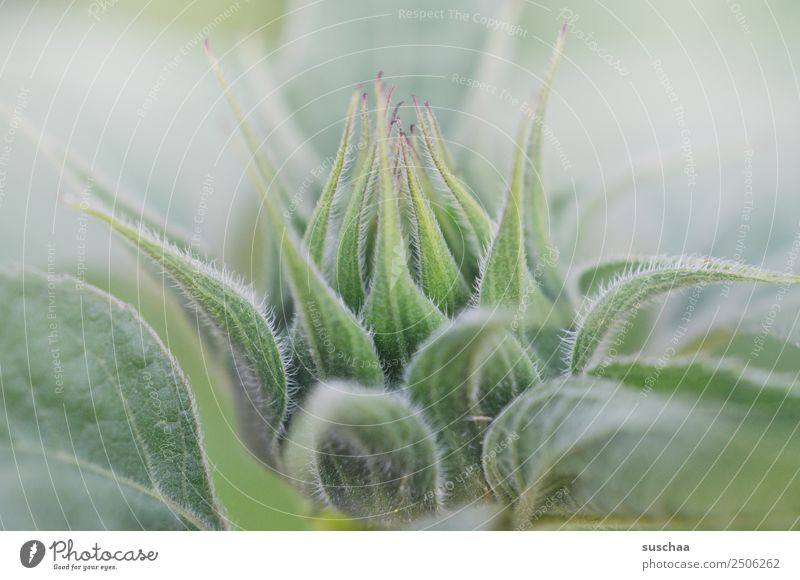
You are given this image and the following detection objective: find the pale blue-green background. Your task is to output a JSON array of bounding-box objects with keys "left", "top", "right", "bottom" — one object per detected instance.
[{"left": 1, "top": 0, "right": 798, "bottom": 529}]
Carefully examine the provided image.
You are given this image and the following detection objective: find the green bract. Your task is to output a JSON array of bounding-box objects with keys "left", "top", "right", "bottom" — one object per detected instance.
[{"left": 10, "top": 28, "right": 796, "bottom": 530}]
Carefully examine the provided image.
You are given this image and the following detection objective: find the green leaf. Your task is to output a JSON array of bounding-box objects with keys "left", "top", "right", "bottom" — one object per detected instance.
[
  {"left": 406, "top": 311, "right": 540, "bottom": 501},
  {"left": 78, "top": 205, "right": 289, "bottom": 467},
  {"left": 399, "top": 132, "right": 469, "bottom": 314},
  {"left": 282, "top": 381, "right": 441, "bottom": 525},
  {"left": 523, "top": 24, "right": 567, "bottom": 299},
  {"left": 407, "top": 127, "right": 472, "bottom": 280},
  {"left": 479, "top": 105, "right": 532, "bottom": 309},
  {"left": 678, "top": 326, "right": 800, "bottom": 375},
  {"left": 285, "top": 320, "right": 317, "bottom": 395},
  {"left": 331, "top": 95, "right": 375, "bottom": 312},
  {"left": 412, "top": 96, "right": 493, "bottom": 256},
  {"left": 303, "top": 90, "right": 359, "bottom": 268},
  {"left": 214, "top": 68, "right": 383, "bottom": 388},
  {"left": 271, "top": 210, "right": 384, "bottom": 387},
  {"left": 224, "top": 130, "right": 288, "bottom": 314},
  {"left": 206, "top": 40, "right": 307, "bottom": 230},
  {"left": 363, "top": 80, "right": 445, "bottom": 373},
  {"left": 0, "top": 269, "right": 224, "bottom": 530},
  {"left": 477, "top": 105, "right": 563, "bottom": 359},
  {"left": 484, "top": 376, "right": 800, "bottom": 529},
  {"left": 420, "top": 98, "right": 456, "bottom": 169},
  {"left": 576, "top": 256, "right": 651, "bottom": 296},
  {"left": 591, "top": 356, "right": 800, "bottom": 414},
  {"left": 568, "top": 256, "right": 800, "bottom": 373}
]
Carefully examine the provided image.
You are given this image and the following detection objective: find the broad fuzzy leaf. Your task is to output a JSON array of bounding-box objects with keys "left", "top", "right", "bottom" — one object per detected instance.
[
  {"left": 303, "top": 90, "right": 359, "bottom": 268},
  {"left": 592, "top": 356, "right": 800, "bottom": 414},
  {"left": 484, "top": 377, "right": 800, "bottom": 529},
  {"left": 79, "top": 205, "right": 289, "bottom": 467},
  {"left": 568, "top": 256, "right": 800, "bottom": 373},
  {"left": 363, "top": 80, "right": 445, "bottom": 373},
  {"left": 678, "top": 326, "right": 800, "bottom": 375},
  {"left": 413, "top": 96, "right": 493, "bottom": 257},
  {"left": 406, "top": 311, "right": 540, "bottom": 501},
  {"left": 0, "top": 269, "right": 225, "bottom": 530},
  {"left": 399, "top": 132, "right": 469, "bottom": 313},
  {"left": 282, "top": 381, "right": 441, "bottom": 525}
]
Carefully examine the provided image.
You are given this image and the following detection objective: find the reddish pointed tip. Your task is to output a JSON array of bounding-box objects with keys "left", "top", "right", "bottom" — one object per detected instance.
[
  {"left": 411, "top": 95, "right": 421, "bottom": 108},
  {"left": 377, "top": 71, "right": 384, "bottom": 80},
  {"left": 391, "top": 100, "right": 405, "bottom": 124},
  {"left": 204, "top": 39, "right": 217, "bottom": 62}
]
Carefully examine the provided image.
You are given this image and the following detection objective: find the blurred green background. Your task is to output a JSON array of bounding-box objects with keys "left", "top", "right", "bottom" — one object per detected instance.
[{"left": 1, "top": 0, "right": 798, "bottom": 529}]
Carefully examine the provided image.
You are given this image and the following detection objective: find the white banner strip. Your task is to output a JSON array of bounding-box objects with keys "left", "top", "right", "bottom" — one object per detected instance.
[{"left": 0, "top": 531, "right": 796, "bottom": 578}]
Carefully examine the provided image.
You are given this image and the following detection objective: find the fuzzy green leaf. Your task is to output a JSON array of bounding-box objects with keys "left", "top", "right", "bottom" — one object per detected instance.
[
  {"left": 282, "top": 381, "right": 441, "bottom": 525},
  {"left": 270, "top": 209, "right": 384, "bottom": 387},
  {"left": 363, "top": 80, "right": 445, "bottom": 373},
  {"left": 407, "top": 128, "right": 473, "bottom": 279},
  {"left": 523, "top": 24, "right": 567, "bottom": 298},
  {"left": 413, "top": 96, "right": 493, "bottom": 256},
  {"left": 479, "top": 107, "right": 533, "bottom": 309},
  {"left": 219, "top": 78, "right": 383, "bottom": 388},
  {"left": 576, "top": 256, "right": 651, "bottom": 296},
  {"left": 0, "top": 269, "right": 224, "bottom": 530},
  {"left": 484, "top": 377, "right": 800, "bottom": 529},
  {"left": 678, "top": 326, "right": 800, "bottom": 375},
  {"left": 477, "top": 106, "right": 563, "bottom": 357},
  {"left": 568, "top": 256, "right": 800, "bottom": 373},
  {"left": 406, "top": 311, "right": 540, "bottom": 501},
  {"left": 400, "top": 133, "right": 469, "bottom": 313},
  {"left": 303, "top": 91, "right": 359, "bottom": 268},
  {"left": 591, "top": 356, "right": 800, "bottom": 414},
  {"left": 206, "top": 41, "right": 307, "bottom": 230},
  {"left": 79, "top": 205, "right": 289, "bottom": 467},
  {"left": 331, "top": 95, "right": 375, "bottom": 312}
]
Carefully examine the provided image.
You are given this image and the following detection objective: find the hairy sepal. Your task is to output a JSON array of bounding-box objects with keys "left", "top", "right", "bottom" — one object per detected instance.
[
  {"left": 363, "top": 79, "right": 445, "bottom": 374},
  {"left": 405, "top": 310, "right": 540, "bottom": 502},
  {"left": 282, "top": 381, "right": 442, "bottom": 526},
  {"left": 567, "top": 255, "right": 800, "bottom": 373}
]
